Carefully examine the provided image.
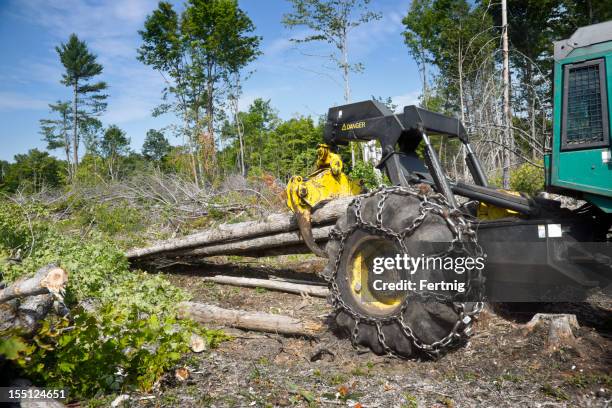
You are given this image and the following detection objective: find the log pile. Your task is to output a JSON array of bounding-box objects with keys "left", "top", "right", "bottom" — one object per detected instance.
[
  {"left": 1, "top": 264, "right": 68, "bottom": 335},
  {"left": 126, "top": 197, "right": 352, "bottom": 262}
]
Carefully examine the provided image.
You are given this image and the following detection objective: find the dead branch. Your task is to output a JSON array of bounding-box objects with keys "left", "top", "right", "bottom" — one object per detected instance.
[
  {"left": 178, "top": 301, "right": 324, "bottom": 337},
  {"left": 202, "top": 275, "right": 329, "bottom": 297}
]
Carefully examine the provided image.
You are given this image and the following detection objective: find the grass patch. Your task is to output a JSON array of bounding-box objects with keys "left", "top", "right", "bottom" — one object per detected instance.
[{"left": 541, "top": 383, "right": 569, "bottom": 401}]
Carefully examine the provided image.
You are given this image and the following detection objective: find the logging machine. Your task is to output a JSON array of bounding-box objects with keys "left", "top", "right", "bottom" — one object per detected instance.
[{"left": 286, "top": 21, "right": 612, "bottom": 357}]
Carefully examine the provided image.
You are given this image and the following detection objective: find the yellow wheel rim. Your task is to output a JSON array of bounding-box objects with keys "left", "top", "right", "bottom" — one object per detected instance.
[{"left": 348, "top": 239, "right": 404, "bottom": 316}]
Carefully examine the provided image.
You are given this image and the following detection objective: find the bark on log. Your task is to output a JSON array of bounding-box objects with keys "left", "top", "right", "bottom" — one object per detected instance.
[
  {"left": 126, "top": 197, "right": 352, "bottom": 260},
  {"left": 202, "top": 275, "right": 329, "bottom": 298},
  {"left": 0, "top": 294, "right": 54, "bottom": 335},
  {"left": 168, "top": 225, "right": 333, "bottom": 258},
  {"left": 0, "top": 265, "right": 68, "bottom": 304},
  {"left": 178, "top": 301, "right": 324, "bottom": 337}
]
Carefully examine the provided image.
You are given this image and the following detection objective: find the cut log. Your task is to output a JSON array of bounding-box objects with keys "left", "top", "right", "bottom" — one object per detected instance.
[
  {"left": 126, "top": 196, "right": 352, "bottom": 260},
  {"left": 0, "top": 265, "right": 68, "bottom": 304},
  {"left": 169, "top": 225, "right": 333, "bottom": 258},
  {"left": 0, "top": 265, "right": 68, "bottom": 335},
  {"left": 178, "top": 301, "right": 324, "bottom": 337},
  {"left": 202, "top": 275, "right": 329, "bottom": 297}
]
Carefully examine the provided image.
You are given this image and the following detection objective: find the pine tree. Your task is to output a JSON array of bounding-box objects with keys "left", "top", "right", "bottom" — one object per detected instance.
[{"left": 56, "top": 34, "right": 108, "bottom": 177}]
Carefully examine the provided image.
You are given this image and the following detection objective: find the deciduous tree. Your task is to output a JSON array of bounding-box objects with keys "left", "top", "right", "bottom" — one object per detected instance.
[
  {"left": 138, "top": 0, "right": 260, "bottom": 183},
  {"left": 142, "top": 129, "right": 171, "bottom": 162},
  {"left": 40, "top": 101, "right": 72, "bottom": 178},
  {"left": 283, "top": 0, "right": 381, "bottom": 166},
  {"left": 1, "top": 150, "right": 64, "bottom": 193},
  {"left": 100, "top": 125, "right": 130, "bottom": 180}
]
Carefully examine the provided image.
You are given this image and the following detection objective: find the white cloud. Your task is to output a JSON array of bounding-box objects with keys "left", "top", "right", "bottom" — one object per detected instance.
[
  {"left": 9, "top": 0, "right": 157, "bottom": 40},
  {"left": 264, "top": 37, "right": 294, "bottom": 57},
  {"left": 391, "top": 90, "right": 421, "bottom": 111},
  {"left": 0, "top": 92, "right": 49, "bottom": 111},
  {"left": 348, "top": 2, "right": 410, "bottom": 59}
]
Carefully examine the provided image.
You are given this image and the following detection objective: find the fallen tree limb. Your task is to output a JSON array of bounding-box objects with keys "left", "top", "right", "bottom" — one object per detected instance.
[
  {"left": 269, "top": 276, "right": 327, "bottom": 286},
  {"left": 0, "top": 265, "right": 68, "bottom": 304},
  {"left": 178, "top": 301, "right": 324, "bottom": 337},
  {"left": 203, "top": 275, "right": 329, "bottom": 297},
  {"left": 168, "top": 225, "right": 333, "bottom": 258},
  {"left": 127, "top": 196, "right": 352, "bottom": 260}
]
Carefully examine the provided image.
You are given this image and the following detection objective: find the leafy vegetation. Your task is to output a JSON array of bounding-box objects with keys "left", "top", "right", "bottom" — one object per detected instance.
[
  {"left": 0, "top": 200, "right": 227, "bottom": 399},
  {"left": 348, "top": 160, "right": 386, "bottom": 191},
  {"left": 509, "top": 162, "right": 545, "bottom": 196},
  {"left": 15, "top": 307, "right": 225, "bottom": 397}
]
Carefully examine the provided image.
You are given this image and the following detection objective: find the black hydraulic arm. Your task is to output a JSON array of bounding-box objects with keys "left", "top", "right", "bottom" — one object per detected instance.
[
  {"left": 322, "top": 101, "right": 499, "bottom": 209},
  {"left": 403, "top": 106, "right": 488, "bottom": 187}
]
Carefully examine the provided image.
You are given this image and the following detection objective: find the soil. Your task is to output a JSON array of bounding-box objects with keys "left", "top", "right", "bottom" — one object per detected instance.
[{"left": 121, "top": 256, "right": 611, "bottom": 408}]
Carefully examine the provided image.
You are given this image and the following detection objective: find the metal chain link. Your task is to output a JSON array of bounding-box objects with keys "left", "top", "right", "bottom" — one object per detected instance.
[{"left": 323, "top": 185, "right": 485, "bottom": 358}]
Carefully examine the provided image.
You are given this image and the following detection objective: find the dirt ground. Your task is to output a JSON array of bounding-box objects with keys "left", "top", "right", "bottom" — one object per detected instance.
[{"left": 124, "top": 256, "right": 611, "bottom": 408}]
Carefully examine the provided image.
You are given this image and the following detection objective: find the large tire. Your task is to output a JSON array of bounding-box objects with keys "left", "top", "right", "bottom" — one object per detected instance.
[{"left": 322, "top": 187, "right": 482, "bottom": 358}]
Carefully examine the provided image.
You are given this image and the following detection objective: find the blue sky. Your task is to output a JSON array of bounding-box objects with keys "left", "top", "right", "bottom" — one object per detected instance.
[{"left": 0, "top": 0, "right": 420, "bottom": 162}]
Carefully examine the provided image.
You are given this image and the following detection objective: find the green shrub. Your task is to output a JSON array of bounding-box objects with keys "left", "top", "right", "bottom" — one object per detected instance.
[
  {"left": 0, "top": 200, "right": 48, "bottom": 254},
  {"left": 72, "top": 202, "right": 144, "bottom": 236},
  {"left": 489, "top": 162, "right": 545, "bottom": 196},
  {"left": 349, "top": 160, "right": 388, "bottom": 191},
  {"left": 510, "top": 162, "right": 544, "bottom": 196},
  {"left": 13, "top": 307, "right": 226, "bottom": 398}
]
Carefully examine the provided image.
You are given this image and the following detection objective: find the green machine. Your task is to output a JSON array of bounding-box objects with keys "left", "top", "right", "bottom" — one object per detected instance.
[{"left": 547, "top": 20, "right": 612, "bottom": 212}]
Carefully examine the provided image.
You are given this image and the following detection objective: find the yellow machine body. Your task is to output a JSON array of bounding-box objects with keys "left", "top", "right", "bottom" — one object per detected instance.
[
  {"left": 476, "top": 190, "right": 523, "bottom": 220},
  {"left": 286, "top": 144, "right": 362, "bottom": 257},
  {"left": 286, "top": 144, "right": 362, "bottom": 213}
]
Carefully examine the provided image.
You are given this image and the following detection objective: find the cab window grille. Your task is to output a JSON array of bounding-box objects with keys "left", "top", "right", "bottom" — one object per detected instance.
[{"left": 562, "top": 58, "right": 609, "bottom": 150}]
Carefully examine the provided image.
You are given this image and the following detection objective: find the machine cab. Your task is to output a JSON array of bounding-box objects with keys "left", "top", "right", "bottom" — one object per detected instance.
[{"left": 547, "top": 21, "right": 612, "bottom": 212}]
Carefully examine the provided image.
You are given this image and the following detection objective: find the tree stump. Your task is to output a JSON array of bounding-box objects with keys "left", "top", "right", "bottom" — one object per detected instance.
[{"left": 523, "top": 313, "right": 579, "bottom": 353}]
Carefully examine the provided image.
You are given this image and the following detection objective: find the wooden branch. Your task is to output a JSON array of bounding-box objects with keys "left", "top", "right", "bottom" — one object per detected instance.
[
  {"left": 168, "top": 225, "right": 333, "bottom": 258},
  {"left": 202, "top": 275, "right": 329, "bottom": 297},
  {"left": 178, "top": 302, "right": 324, "bottom": 337},
  {"left": 126, "top": 197, "right": 352, "bottom": 260},
  {"left": 0, "top": 265, "right": 68, "bottom": 304}
]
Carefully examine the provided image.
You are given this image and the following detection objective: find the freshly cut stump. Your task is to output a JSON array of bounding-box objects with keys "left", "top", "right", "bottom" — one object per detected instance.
[{"left": 323, "top": 187, "right": 482, "bottom": 358}]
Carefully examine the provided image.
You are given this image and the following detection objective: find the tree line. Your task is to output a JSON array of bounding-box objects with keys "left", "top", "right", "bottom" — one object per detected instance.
[{"left": 2, "top": 0, "right": 609, "bottom": 195}]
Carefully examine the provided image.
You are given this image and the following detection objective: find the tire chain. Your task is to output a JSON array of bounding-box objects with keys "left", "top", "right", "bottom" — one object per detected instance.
[{"left": 323, "top": 185, "right": 485, "bottom": 358}]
